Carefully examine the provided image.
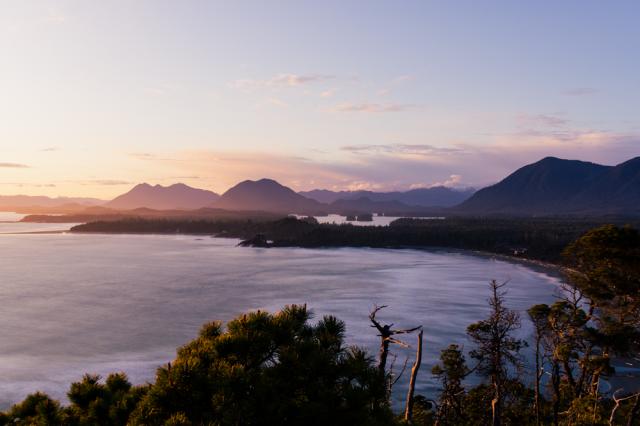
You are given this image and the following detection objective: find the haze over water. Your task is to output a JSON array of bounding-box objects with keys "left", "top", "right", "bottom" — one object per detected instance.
[{"left": 0, "top": 228, "right": 561, "bottom": 409}]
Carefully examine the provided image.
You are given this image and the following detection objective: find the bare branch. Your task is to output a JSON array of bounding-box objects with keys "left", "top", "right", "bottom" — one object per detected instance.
[
  {"left": 392, "top": 325, "right": 423, "bottom": 335},
  {"left": 391, "top": 357, "right": 410, "bottom": 387}
]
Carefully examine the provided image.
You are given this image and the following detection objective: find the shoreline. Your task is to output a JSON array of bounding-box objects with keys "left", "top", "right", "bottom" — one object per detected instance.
[{"left": 68, "top": 228, "right": 567, "bottom": 273}]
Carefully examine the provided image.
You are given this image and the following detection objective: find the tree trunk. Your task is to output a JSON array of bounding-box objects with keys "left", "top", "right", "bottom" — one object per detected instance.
[
  {"left": 534, "top": 335, "right": 541, "bottom": 426},
  {"left": 492, "top": 382, "right": 501, "bottom": 426},
  {"left": 563, "top": 359, "right": 576, "bottom": 390},
  {"left": 552, "top": 361, "right": 560, "bottom": 426},
  {"left": 404, "top": 329, "right": 423, "bottom": 423},
  {"left": 628, "top": 394, "right": 640, "bottom": 426},
  {"left": 379, "top": 337, "right": 390, "bottom": 373}
]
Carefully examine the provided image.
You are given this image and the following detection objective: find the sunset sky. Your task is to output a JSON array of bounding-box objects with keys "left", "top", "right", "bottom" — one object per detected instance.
[{"left": 1, "top": 1, "right": 638, "bottom": 198}]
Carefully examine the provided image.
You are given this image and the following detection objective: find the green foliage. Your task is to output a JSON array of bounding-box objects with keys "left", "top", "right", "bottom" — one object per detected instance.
[
  {"left": 467, "top": 281, "right": 524, "bottom": 382},
  {"left": 432, "top": 344, "right": 469, "bottom": 425},
  {"left": 1, "top": 392, "right": 63, "bottom": 425},
  {"left": 129, "top": 305, "right": 391, "bottom": 425},
  {"left": 65, "top": 373, "right": 146, "bottom": 425},
  {"left": 563, "top": 224, "right": 640, "bottom": 355}
]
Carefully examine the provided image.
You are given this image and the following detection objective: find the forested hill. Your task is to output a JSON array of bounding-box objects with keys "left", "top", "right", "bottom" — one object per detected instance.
[
  {"left": 71, "top": 216, "right": 639, "bottom": 263},
  {"left": 456, "top": 156, "right": 640, "bottom": 216}
]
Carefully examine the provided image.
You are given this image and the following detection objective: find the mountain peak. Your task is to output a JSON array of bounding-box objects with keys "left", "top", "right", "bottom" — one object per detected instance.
[
  {"left": 537, "top": 156, "right": 562, "bottom": 162},
  {"left": 106, "top": 183, "right": 219, "bottom": 210},
  {"left": 456, "top": 156, "right": 640, "bottom": 216},
  {"left": 214, "top": 179, "right": 323, "bottom": 214}
]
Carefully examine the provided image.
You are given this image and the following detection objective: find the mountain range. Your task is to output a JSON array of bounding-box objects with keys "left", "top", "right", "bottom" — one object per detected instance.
[
  {"left": 106, "top": 183, "right": 220, "bottom": 210},
  {"left": 457, "top": 156, "right": 640, "bottom": 215},
  {"left": 299, "top": 186, "right": 475, "bottom": 207},
  {"left": 4, "top": 156, "right": 640, "bottom": 217},
  {"left": 0, "top": 195, "right": 105, "bottom": 214}
]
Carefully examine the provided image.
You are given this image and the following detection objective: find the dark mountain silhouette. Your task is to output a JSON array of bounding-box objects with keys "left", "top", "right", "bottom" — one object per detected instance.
[
  {"left": 457, "top": 156, "right": 640, "bottom": 216},
  {"left": 300, "top": 186, "right": 474, "bottom": 207},
  {"left": 214, "top": 179, "right": 326, "bottom": 214},
  {"left": 570, "top": 156, "right": 640, "bottom": 214},
  {"left": 106, "top": 183, "right": 219, "bottom": 210}
]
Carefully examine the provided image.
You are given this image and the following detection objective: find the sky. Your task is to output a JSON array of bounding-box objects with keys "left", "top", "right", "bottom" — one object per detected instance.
[{"left": 1, "top": 1, "right": 639, "bottom": 199}]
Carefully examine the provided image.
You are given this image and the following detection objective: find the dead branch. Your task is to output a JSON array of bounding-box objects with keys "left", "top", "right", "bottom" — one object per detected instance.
[{"left": 609, "top": 389, "right": 640, "bottom": 426}]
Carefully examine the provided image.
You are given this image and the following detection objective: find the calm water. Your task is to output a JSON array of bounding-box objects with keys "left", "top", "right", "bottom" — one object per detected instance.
[
  {"left": 0, "top": 225, "right": 563, "bottom": 409},
  {"left": 0, "top": 212, "right": 78, "bottom": 234},
  {"left": 303, "top": 214, "right": 444, "bottom": 226}
]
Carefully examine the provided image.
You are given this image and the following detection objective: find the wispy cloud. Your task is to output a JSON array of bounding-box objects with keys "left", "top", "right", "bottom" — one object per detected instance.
[
  {"left": 80, "top": 180, "right": 133, "bottom": 186},
  {"left": 230, "top": 74, "right": 335, "bottom": 90},
  {"left": 0, "top": 182, "right": 55, "bottom": 188},
  {"left": 40, "top": 146, "right": 59, "bottom": 152},
  {"left": 342, "top": 144, "right": 464, "bottom": 156},
  {"left": 129, "top": 152, "right": 180, "bottom": 162},
  {"left": 121, "top": 125, "right": 639, "bottom": 194},
  {"left": 330, "top": 102, "right": 417, "bottom": 113},
  {"left": 43, "top": 8, "right": 66, "bottom": 24},
  {"left": 392, "top": 75, "right": 414, "bottom": 84},
  {"left": 517, "top": 113, "right": 568, "bottom": 128},
  {"left": 320, "top": 88, "right": 337, "bottom": 98},
  {"left": 257, "top": 97, "right": 288, "bottom": 108},
  {"left": 564, "top": 87, "right": 598, "bottom": 96},
  {"left": 0, "top": 162, "right": 29, "bottom": 168},
  {"left": 374, "top": 75, "right": 414, "bottom": 98}
]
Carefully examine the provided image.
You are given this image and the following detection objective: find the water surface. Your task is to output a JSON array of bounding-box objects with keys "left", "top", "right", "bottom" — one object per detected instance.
[{"left": 0, "top": 229, "right": 562, "bottom": 408}]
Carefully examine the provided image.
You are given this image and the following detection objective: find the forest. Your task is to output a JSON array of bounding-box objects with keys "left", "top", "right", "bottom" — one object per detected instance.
[
  {"left": 3, "top": 224, "right": 638, "bottom": 425},
  {"left": 71, "top": 216, "right": 640, "bottom": 263}
]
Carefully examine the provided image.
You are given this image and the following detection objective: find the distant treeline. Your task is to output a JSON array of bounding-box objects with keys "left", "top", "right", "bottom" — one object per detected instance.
[{"left": 71, "top": 216, "right": 640, "bottom": 263}]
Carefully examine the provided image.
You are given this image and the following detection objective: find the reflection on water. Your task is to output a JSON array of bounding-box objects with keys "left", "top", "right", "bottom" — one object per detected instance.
[
  {"left": 304, "top": 214, "right": 444, "bottom": 226},
  {"left": 0, "top": 231, "right": 562, "bottom": 409}
]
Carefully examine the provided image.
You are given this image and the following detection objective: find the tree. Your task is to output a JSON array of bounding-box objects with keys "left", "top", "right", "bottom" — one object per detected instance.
[
  {"left": 432, "top": 344, "right": 469, "bottom": 425},
  {"left": 130, "top": 305, "right": 393, "bottom": 425},
  {"left": 0, "top": 392, "right": 63, "bottom": 425},
  {"left": 467, "top": 280, "right": 524, "bottom": 426},
  {"left": 563, "top": 225, "right": 640, "bottom": 425},
  {"left": 563, "top": 224, "right": 640, "bottom": 360},
  {"left": 369, "top": 305, "right": 421, "bottom": 374},
  {"left": 528, "top": 304, "right": 550, "bottom": 426}
]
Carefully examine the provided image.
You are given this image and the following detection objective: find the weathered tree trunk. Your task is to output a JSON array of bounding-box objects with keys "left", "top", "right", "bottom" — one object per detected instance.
[
  {"left": 627, "top": 394, "right": 639, "bottom": 426},
  {"left": 492, "top": 380, "right": 501, "bottom": 426},
  {"left": 379, "top": 331, "right": 390, "bottom": 373},
  {"left": 404, "top": 329, "right": 423, "bottom": 423}
]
